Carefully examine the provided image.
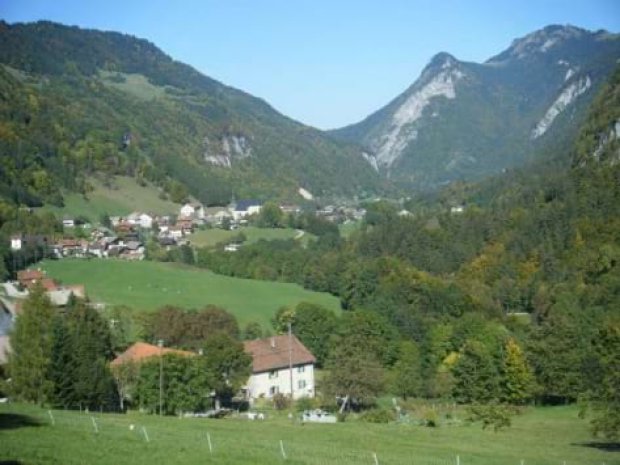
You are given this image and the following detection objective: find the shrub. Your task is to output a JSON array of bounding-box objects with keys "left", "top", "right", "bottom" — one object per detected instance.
[
  {"left": 296, "top": 396, "right": 316, "bottom": 412},
  {"left": 272, "top": 393, "right": 290, "bottom": 410},
  {"left": 359, "top": 408, "right": 396, "bottom": 424}
]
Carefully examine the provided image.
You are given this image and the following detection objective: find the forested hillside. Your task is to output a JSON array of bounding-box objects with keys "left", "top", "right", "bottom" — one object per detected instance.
[
  {"left": 0, "top": 21, "right": 387, "bottom": 209},
  {"left": 196, "top": 68, "right": 620, "bottom": 429}
]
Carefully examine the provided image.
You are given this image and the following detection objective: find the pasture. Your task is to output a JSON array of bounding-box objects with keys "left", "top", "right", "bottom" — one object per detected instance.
[
  {"left": 188, "top": 226, "right": 305, "bottom": 248},
  {"left": 38, "top": 259, "right": 341, "bottom": 327},
  {"left": 42, "top": 176, "right": 179, "bottom": 220},
  {"left": 0, "top": 403, "right": 616, "bottom": 465}
]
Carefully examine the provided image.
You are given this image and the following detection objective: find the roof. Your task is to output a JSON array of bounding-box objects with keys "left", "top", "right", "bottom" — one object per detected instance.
[
  {"left": 111, "top": 342, "right": 194, "bottom": 367},
  {"left": 17, "top": 269, "right": 45, "bottom": 283},
  {"left": 243, "top": 335, "right": 316, "bottom": 373},
  {"left": 235, "top": 199, "right": 262, "bottom": 212}
]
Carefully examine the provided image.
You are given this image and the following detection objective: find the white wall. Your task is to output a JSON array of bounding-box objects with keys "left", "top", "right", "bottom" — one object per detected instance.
[{"left": 247, "top": 363, "right": 314, "bottom": 400}]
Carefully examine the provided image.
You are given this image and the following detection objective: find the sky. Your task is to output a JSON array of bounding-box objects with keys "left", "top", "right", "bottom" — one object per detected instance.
[{"left": 1, "top": 0, "right": 619, "bottom": 129}]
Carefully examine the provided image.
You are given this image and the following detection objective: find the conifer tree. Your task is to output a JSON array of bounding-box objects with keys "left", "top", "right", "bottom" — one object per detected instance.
[
  {"left": 500, "top": 338, "right": 535, "bottom": 404},
  {"left": 9, "top": 284, "right": 55, "bottom": 404}
]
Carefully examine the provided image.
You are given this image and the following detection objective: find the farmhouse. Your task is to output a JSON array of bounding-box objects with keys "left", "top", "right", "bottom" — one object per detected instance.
[
  {"left": 243, "top": 335, "right": 316, "bottom": 400},
  {"left": 231, "top": 199, "right": 262, "bottom": 221}
]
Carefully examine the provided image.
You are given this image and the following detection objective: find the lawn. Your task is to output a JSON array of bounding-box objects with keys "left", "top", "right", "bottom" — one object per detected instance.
[
  {"left": 0, "top": 403, "right": 615, "bottom": 465},
  {"left": 188, "top": 227, "right": 307, "bottom": 248},
  {"left": 42, "top": 176, "right": 180, "bottom": 221},
  {"left": 38, "top": 259, "right": 341, "bottom": 327}
]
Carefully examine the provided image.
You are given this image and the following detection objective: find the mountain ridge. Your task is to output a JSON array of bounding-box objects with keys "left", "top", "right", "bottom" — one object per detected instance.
[{"left": 330, "top": 24, "right": 620, "bottom": 190}]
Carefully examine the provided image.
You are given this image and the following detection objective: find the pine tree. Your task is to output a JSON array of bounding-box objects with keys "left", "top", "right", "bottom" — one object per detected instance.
[
  {"left": 500, "top": 338, "right": 535, "bottom": 404},
  {"left": 9, "top": 284, "right": 55, "bottom": 404}
]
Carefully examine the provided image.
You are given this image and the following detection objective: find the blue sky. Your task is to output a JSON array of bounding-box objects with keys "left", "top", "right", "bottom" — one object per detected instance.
[{"left": 1, "top": 0, "right": 619, "bottom": 129}]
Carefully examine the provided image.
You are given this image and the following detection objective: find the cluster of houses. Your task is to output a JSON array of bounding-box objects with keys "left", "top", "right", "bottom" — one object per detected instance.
[{"left": 0, "top": 269, "right": 86, "bottom": 364}]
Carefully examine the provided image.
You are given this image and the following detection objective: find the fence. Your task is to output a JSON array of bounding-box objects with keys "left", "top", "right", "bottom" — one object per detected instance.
[{"left": 3, "top": 407, "right": 609, "bottom": 465}]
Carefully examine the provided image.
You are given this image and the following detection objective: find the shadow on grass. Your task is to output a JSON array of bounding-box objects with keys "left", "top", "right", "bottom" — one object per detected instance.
[
  {"left": 573, "top": 441, "right": 620, "bottom": 452},
  {"left": 0, "top": 461, "right": 24, "bottom": 465},
  {"left": 0, "top": 413, "right": 43, "bottom": 430}
]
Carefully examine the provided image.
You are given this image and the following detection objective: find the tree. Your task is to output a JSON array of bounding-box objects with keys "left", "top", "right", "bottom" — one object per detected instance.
[
  {"left": 63, "top": 299, "right": 118, "bottom": 410},
  {"left": 323, "top": 340, "right": 385, "bottom": 409},
  {"left": 135, "top": 354, "right": 210, "bottom": 415},
  {"left": 500, "top": 338, "right": 535, "bottom": 404},
  {"left": 8, "top": 284, "right": 55, "bottom": 404},
  {"left": 390, "top": 341, "right": 422, "bottom": 400},
  {"left": 201, "top": 333, "right": 252, "bottom": 406},
  {"left": 292, "top": 302, "right": 337, "bottom": 366},
  {"left": 242, "top": 321, "right": 263, "bottom": 340},
  {"left": 256, "top": 202, "right": 283, "bottom": 228},
  {"left": 582, "top": 319, "right": 620, "bottom": 439},
  {"left": 452, "top": 339, "right": 500, "bottom": 404}
]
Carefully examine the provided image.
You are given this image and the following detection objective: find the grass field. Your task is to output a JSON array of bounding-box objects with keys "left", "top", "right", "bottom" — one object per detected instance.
[
  {"left": 188, "top": 227, "right": 307, "bottom": 248},
  {"left": 38, "top": 259, "right": 341, "bottom": 327},
  {"left": 42, "top": 176, "right": 179, "bottom": 221},
  {"left": 0, "top": 403, "right": 616, "bottom": 465}
]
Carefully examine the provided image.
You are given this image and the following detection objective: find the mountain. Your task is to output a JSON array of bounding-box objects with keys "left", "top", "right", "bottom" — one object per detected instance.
[
  {"left": 0, "top": 21, "right": 388, "bottom": 208},
  {"left": 330, "top": 25, "right": 620, "bottom": 190}
]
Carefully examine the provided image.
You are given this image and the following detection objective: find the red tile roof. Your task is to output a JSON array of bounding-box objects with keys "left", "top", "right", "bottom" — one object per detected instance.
[
  {"left": 111, "top": 342, "right": 194, "bottom": 367},
  {"left": 243, "top": 335, "right": 316, "bottom": 373},
  {"left": 17, "top": 269, "right": 45, "bottom": 285}
]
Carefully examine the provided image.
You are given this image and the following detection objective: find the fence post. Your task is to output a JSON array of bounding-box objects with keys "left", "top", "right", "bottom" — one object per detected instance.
[
  {"left": 91, "top": 416, "right": 98, "bottom": 434},
  {"left": 280, "top": 439, "right": 287, "bottom": 460},
  {"left": 207, "top": 432, "right": 213, "bottom": 454},
  {"left": 456, "top": 455, "right": 460, "bottom": 465},
  {"left": 47, "top": 410, "right": 55, "bottom": 426},
  {"left": 142, "top": 426, "right": 150, "bottom": 443},
  {"left": 372, "top": 452, "right": 379, "bottom": 465}
]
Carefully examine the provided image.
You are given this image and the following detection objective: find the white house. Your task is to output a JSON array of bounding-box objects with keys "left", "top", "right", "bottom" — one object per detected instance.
[
  {"left": 180, "top": 203, "right": 205, "bottom": 219},
  {"left": 10, "top": 235, "right": 22, "bottom": 251},
  {"left": 243, "top": 334, "right": 316, "bottom": 400},
  {"left": 231, "top": 200, "right": 262, "bottom": 221},
  {"left": 138, "top": 213, "right": 154, "bottom": 229}
]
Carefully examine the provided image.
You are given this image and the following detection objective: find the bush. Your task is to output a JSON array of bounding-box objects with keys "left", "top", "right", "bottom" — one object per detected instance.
[
  {"left": 359, "top": 408, "right": 396, "bottom": 424},
  {"left": 466, "top": 403, "right": 514, "bottom": 431},
  {"left": 272, "top": 393, "right": 290, "bottom": 410},
  {"left": 295, "top": 396, "right": 316, "bottom": 412},
  {"left": 419, "top": 406, "right": 439, "bottom": 427}
]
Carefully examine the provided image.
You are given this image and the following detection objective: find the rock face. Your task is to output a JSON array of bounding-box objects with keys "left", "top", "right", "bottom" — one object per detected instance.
[{"left": 331, "top": 25, "right": 620, "bottom": 190}]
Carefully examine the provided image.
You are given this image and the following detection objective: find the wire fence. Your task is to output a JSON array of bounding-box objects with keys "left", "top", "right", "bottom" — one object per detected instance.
[{"left": 4, "top": 407, "right": 611, "bottom": 465}]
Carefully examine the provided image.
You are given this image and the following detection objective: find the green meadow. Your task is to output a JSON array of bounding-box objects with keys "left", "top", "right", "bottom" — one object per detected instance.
[
  {"left": 0, "top": 403, "right": 615, "bottom": 465},
  {"left": 188, "top": 227, "right": 307, "bottom": 248},
  {"left": 42, "top": 176, "right": 179, "bottom": 220},
  {"left": 38, "top": 259, "right": 341, "bottom": 327}
]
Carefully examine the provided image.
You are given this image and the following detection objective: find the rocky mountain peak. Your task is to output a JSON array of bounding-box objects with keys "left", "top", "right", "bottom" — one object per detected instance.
[{"left": 488, "top": 24, "right": 592, "bottom": 63}]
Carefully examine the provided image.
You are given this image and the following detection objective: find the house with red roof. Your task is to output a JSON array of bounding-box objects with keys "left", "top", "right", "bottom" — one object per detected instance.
[{"left": 243, "top": 335, "right": 316, "bottom": 400}]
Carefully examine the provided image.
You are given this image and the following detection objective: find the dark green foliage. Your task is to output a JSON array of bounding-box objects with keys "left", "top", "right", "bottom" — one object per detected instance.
[
  {"left": 135, "top": 354, "right": 211, "bottom": 415},
  {"left": 8, "top": 285, "right": 55, "bottom": 404},
  {"left": 201, "top": 333, "right": 252, "bottom": 404},
  {"left": 582, "top": 318, "right": 620, "bottom": 439},
  {"left": 452, "top": 340, "right": 500, "bottom": 404},
  {"left": 143, "top": 305, "right": 240, "bottom": 350},
  {"left": 323, "top": 340, "right": 385, "bottom": 409},
  {"left": 291, "top": 302, "right": 338, "bottom": 367}
]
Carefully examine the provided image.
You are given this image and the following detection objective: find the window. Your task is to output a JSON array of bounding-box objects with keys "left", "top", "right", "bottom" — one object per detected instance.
[
  {"left": 297, "top": 365, "right": 305, "bottom": 373},
  {"left": 269, "top": 386, "right": 279, "bottom": 396},
  {"left": 298, "top": 380, "right": 307, "bottom": 389},
  {"left": 269, "top": 370, "right": 278, "bottom": 379}
]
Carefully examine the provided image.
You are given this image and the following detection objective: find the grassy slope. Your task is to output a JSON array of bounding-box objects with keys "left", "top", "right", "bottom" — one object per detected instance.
[
  {"left": 38, "top": 260, "right": 341, "bottom": 327},
  {"left": 42, "top": 176, "right": 180, "bottom": 220},
  {"left": 0, "top": 404, "right": 614, "bottom": 465},
  {"left": 188, "top": 227, "right": 306, "bottom": 248}
]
